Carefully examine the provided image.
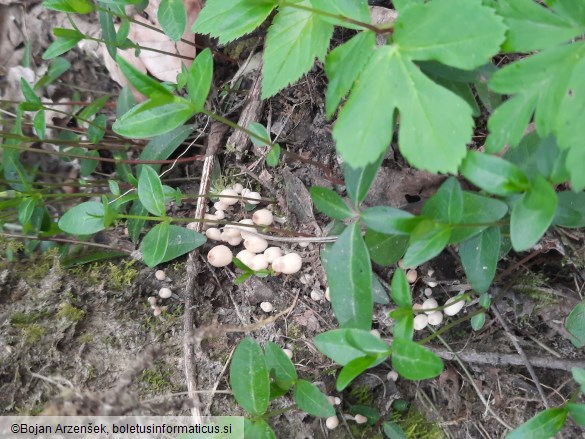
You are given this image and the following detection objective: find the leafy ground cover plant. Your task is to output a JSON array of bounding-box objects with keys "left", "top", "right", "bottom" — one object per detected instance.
[{"left": 2, "top": 0, "right": 585, "bottom": 437}]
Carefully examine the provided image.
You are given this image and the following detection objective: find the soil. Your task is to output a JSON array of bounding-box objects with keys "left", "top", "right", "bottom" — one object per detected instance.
[{"left": 1, "top": 1, "right": 585, "bottom": 439}]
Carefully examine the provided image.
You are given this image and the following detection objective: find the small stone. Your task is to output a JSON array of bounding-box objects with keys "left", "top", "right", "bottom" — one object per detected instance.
[{"left": 310, "top": 290, "right": 323, "bottom": 302}]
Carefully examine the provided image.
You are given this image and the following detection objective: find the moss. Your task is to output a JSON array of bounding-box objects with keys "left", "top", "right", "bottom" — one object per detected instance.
[
  {"left": 392, "top": 406, "right": 445, "bottom": 439},
  {"left": 141, "top": 363, "right": 174, "bottom": 393},
  {"left": 67, "top": 259, "right": 138, "bottom": 291},
  {"left": 348, "top": 385, "right": 374, "bottom": 406},
  {"left": 78, "top": 334, "right": 94, "bottom": 344},
  {"left": 86, "top": 365, "right": 96, "bottom": 381},
  {"left": 107, "top": 260, "right": 139, "bottom": 290},
  {"left": 22, "top": 324, "right": 46, "bottom": 345},
  {"left": 10, "top": 311, "right": 49, "bottom": 326},
  {"left": 57, "top": 303, "right": 85, "bottom": 322}
]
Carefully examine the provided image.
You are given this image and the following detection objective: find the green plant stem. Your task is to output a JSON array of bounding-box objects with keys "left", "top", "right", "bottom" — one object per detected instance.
[
  {"left": 261, "top": 404, "right": 298, "bottom": 419},
  {"left": 84, "top": 34, "right": 194, "bottom": 61},
  {"left": 202, "top": 109, "right": 274, "bottom": 148},
  {"left": 0, "top": 130, "right": 132, "bottom": 150}
]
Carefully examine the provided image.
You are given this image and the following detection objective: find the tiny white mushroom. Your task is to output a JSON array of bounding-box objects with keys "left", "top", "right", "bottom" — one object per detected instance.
[
  {"left": 214, "top": 210, "right": 225, "bottom": 220},
  {"left": 155, "top": 270, "right": 166, "bottom": 281},
  {"left": 249, "top": 254, "right": 269, "bottom": 271},
  {"left": 327, "top": 396, "right": 336, "bottom": 405},
  {"left": 427, "top": 311, "right": 444, "bottom": 326},
  {"left": 227, "top": 235, "right": 243, "bottom": 246},
  {"left": 233, "top": 183, "right": 244, "bottom": 194},
  {"left": 203, "top": 213, "right": 217, "bottom": 230},
  {"left": 214, "top": 201, "right": 229, "bottom": 211},
  {"left": 325, "top": 287, "right": 331, "bottom": 302},
  {"left": 283, "top": 348, "right": 293, "bottom": 359},
  {"left": 406, "top": 269, "right": 418, "bottom": 283},
  {"left": 246, "top": 191, "right": 261, "bottom": 205},
  {"left": 444, "top": 296, "right": 465, "bottom": 316},
  {"left": 148, "top": 296, "right": 157, "bottom": 306},
  {"left": 370, "top": 329, "right": 381, "bottom": 338},
  {"left": 387, "top": 370, "right": 399, "bottom": 382},
  {"left": 219, "top": 188, "right": 239, "bottom": 205},
  {"left": 310, "top": 290, "right": 323, "bottom": 302},
  {"left": 241, "top": 188, "right": 250, "bottom": 197},
  {"left": 236, "top": 250, "right": 255, "bottom": 267},
  {"left": 424, "top": 288, "right": 433, "bottom": 297},
  {"left": 426, "top": 280, "right": 438, "bottom": 288},
  {"left": 325, "top": 416, "right": 339, "bottom": 430},
  {"left": 244, "top": 236, "right": 269, "bottom": 253},
  {"left": 158, "top": 287, "right": 172, "bottom": 299},
  {"left": 422, "top": 298, "right": 439, "bottom": 315},
  {"left": 272, "top": 253, "right": 302, "bottom": 274},
  {"left": 153, "top": 306, "right": 162, "bottom": 317},
  {"left": 355, "top": 414, "right": 368, "bottom": 425},
  {"left": 222, "top": 227, "right": 242, "bottom": 238},
  {"left": 334, "top": 397, "right": 341, "bottom": 405},
  {"left": 260, "top": 302, "right": 273, "bottom": 313},
  {"left": 186, "top": 222, "right": 198, "bottom": 230},
  {"left": 264, "top": 247, "right": 283, "bottom": 263},
  {"left": 413, "top": 313, "right": 428, "bottom": 330},
  {"left": 252, "top": 209, "right": 273, "bottom": 226},
  {"left": 206, "top": 228, "right": 222, "bottom": 241},
  {"left": 298, "top": 241, "right": 310, "bottom": 248},
  {"left": 207, "top": 245, "right": 233, "bottom": 267}
]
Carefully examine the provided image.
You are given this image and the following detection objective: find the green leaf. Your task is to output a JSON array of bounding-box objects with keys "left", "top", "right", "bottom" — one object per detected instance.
[
  {"left": 138, "top": 166, "right": 166, "bottom": 216},
  {"left": 140, "top": 222, "right": 170, "bottom": 267},
  {"left": 460, "top": 151, "right": 529, "bottom": 196},
  {"left": 99, "top": 6, "right": 117, "bottom": 58},
  {"left": 244, "top": 419, "right": 276, "bottom": 439},
  {"left": 42, "top": 35, "right": 82, "bottom": 60},
  {"left": 113, "top": 97, "right": 195, "bottom": 138},
  {"left": 34, "top": 110, "right": 46, "bottom": 140},
  {"left": 337, "top": 356, "right": 377, "bottom": 391},
  {"left": 506, "top": 407, "right": 568, "bottom": 439},
  {"left": 262, "top": 1, "right": 333, "bottom": 98},
  {"left": 43, "top": 0, "right": 95, "bottom": 13},
  {"left": 35, "top": 57, "right": 71, "bottom": 89},
  {"left": 391, "top": 269, "right": 411, "bottom": 308},
  {"left": 344, "top": 149, "right": 383, "bottom": 206},
  {"left": 230, "top": 338, "right": 270, "bottom": 416},
  {"left": 421, "top": 177, "right": 463, "bottom": 224},
  {"left": 486, "top": 93, "right": 537, "bottom": 153},
  {"left": 324, "top": 222, "right": 372, "bottom": 329},
  {"left": 187, "top": 48, "right": 213, "bottom": 111},
  {"left": 117, "top": 86, "right": 137, "bottom": 117},
  {"left": 383, "top": 421, "right": 407, "bottom": 439},
  {"left": 567, "top": 403, "right": 585, "bottom": 426},
  {"left": 572, "top": 367, "right": 585, "bottom": 394},
  {"left": 264, "top": 341, "right": 297, "bottom": 391},
  {"left": 61, "top": 251, "right": 128, "bottom": 268},
  {"left": 566, "top": 301, "right": 585, "bottom": 348},
  {"left": 311, "top": 0, "right": 370, "bottom": 29},
  {"left": 266, "top": 143, "right": 280, "bottom": 167},
  {"left": 310, "top": 187, "right": 354, "bottom": 220},
  {"left": 18, "top": 198, "right": 35, "bottom": 228},
  {"left": 116, "top": 54, "right": 173, "bottom": 98},
  {"left": 80, "top": 150, "right": 99, "bottom": 176},
  {"left": 158, "top": 0, "right": 186, "bottom": 41},
  {"left": 555, "top": 191, "right": 585, "bottom": 227},
  {"left": 193, "top": 0, "right": 276, "bottom": 44},
  {"left": 20, "top": 79, "right": 41, "bottom": 107},
  {"left": 314, "top": 328, "right": 389, "bottom": 366},
  {"left": 391, "top": 339, "right": 444, "bottom": 380},
  {"left": 293, "top": 380, "right": 335, "bottom": 418},
  {"left": 248, "top": 122, "right": 271, "bottom": 147},
  {"left": 402, "top": 221, "right": 451, "bottom": 268},
  {"left": 127, "top": 200, "right": 147, "bottom": 243},
  {"left": 325, "top": 31, "right": 376, "bottom": 119},
  {"left": 58, "top": 202, "right": 106, "bottom": 235},
  {"left": 138, "top": 124, "right": 194, "bottom": 174},
  {"left": 496, "top": 0, "right": 585, "bottom": 52},
  {"left": 333, "top": 46, "right": 472, "bottom": 173},
  {"left": 159, "top": 225, "right": 206, "bottom": 263},
  {"left": 459, "top": 227, "right": 501, "bottom": 294},
  {"left": 361, "top": 206, "right": 418, "bottom": 235},
  {"left": 116, "top": 18, "right": 130, "bottom": 44},
  {"left": 391, "top": 308, "right": 414, "bottom": 341},
  {"left": 88, "top": 114, "right": 106, "bottom": 143},
  {"left": 470, "top": 312, "right": 486, "bottom": 331},
  {"left": 450, "top": 192, "right": 508, "bottom": 243},
  {"left": 364, "top": 230, "right": 408, "bottom": 267},
  {"left": 395, "top": 0, "right": 506, "bottom": 70},
  {"left": 510, "top": 176, "right": 558, "bottom": 251},
  {"left": 78, "top": 95, "right": 110, "bottom": 121}
]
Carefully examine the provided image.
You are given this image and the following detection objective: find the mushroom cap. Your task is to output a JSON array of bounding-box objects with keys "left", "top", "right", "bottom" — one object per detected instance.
[
  {"left": 219, "top": 188, "right": 239, "bottom": 205},
  {"left": 427, "top": 311, "right": 444, "bottom": 326},
  {"left": 422, "top": 298, "right": 439, "bottom": 315},
  {"left": 444, "top": 295, "right": 465, "bottom": 316},
  {"left": 413, "top": 313, "right": 428, "bottom": 330},
  {"left": 263, "top": 247, "right": 283, "bottom": 263},
  {"left": 207, "top": 245, "right": 233, "bottom": 267},
  {"left": 244, "top": 236, "right": 269, "bottom": 253},
  {"left": 158, "top": 287, "right": 172, "bottom": 299},
  {"left": 272, "top": 253, "right": 302, "bottom": 274},
  {"left": 252, "top": 209, "right": 274, "bottom": 226}
]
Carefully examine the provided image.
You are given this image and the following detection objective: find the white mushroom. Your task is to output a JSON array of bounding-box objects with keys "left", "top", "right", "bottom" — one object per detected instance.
[
  {"left": 207, "top": 245, "right": 233, "bottom": 267},
  {"left": 158, "top": 287, "right": 172, "bottom": 299},
  {"left": 444, "top": 295, "right": 465, "bottom": 316},
  {"left": 354, "top": 414, "right": 368, "bottom": 425},
  {"left": 245, "top": 191, "right": 261, "bottom": 205},
  {"left": 252, "top": 209, "right": 273, "bottom": 226},
  {"left": 214, "top": 210, "right": 225, "bottom": 220},
  {"left": 155, "top": 270, "right": 166, "bottom": 281},
  {"left": 334, "top": 397, "right": 341, "bottom": 405},
  {"left": 244, "top": 236, "right": 269, "bottom": 253},
  {"left": 206, "top": 228, "right": 222, "bottom": 241},
  {"left": 427, "top": 311, "right": 444, "bottom": 326},
  {"left": 283, "top": 348, "right": 293, "bottom": 359},
  {"left": 260, "top": 302, "right": 273, "bottom": 313},
  {"left": 249, "top": 254, "right": 269, "bottom": 271},
  {"left": 310, "top": 290, "right": 323, "bottom": 302},
  {"left": 226, "top": 235, "right": 243, "bottom": 246},
  {"left": 406, "top": 269, "right": 418, "bottom": 283},
  {"left": 422, "top": 298, "right": 439, "bottom": 315},
  {"left": 387, "top": 370, "right": 399, "bottom": 382},
  {"left": 413, "top": 314, "right": 428, "bottom": 330},
  {"left": 148, "top": 296, "right": 157, "bottom": 306},
  {"left": 233, "top": 183, "right": 243, "bottom": 194},
  {"left": 236, "top": 250, "right": 255, "bottom": 267},
  {"left": 153, "top": 306, "right": 162, "bottom": 316},
  {"left": 241, "top": 188, "right": 250, "bottom": 197},
  {"left": 219, "top": 188, "right": 239, "bottom": 205},
  {"left": 263, "top": 247, "right": 282, "bottom": 263},
  {"left": 325, "top": 287, "right": 331, "bottom": 302},
  {"left": 272, "top": 253, "right": 302, "bottom": 274},
  {"left": 325, "top": 416, "right": 339, "bottom": 430},
  {"left": 214, "top": 201, "right": 229, "bottom": 211}
]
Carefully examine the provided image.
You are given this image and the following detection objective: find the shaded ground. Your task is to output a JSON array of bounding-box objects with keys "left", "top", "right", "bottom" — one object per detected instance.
[{"left": 1, "top": 2, "right": 585, "bottom": 438}]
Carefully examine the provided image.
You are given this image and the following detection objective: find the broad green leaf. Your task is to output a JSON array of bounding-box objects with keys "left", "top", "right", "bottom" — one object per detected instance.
[
  {"left": 138, "top": 124, "right": 194, "bottom": 174},
  {"left": 422, "top": 177, "right": 463, "bottom": 224},
  {"left": 549, "top": 0, "right": 585, "bottom": 25},
  {"left": 572, "top": 367, "right": 585, "bottom": 393},
  {"left": 34, "top": 110, "right": 46, "bottom": 140},
  {"left": 497, "top": 0, "right": 585, "bottom": 52},
  {"left": 365, "top": 229, "right": 408, "bottom": 266},
  {"left": 554, "top": 191, "right": 585, "bottom": 228},
  {"left": 116, "top": 18, "right": 130, "bottom": 43},
  {"left": 460, "top": 151, "right": 530, "bottom": 196},
  {"left": 116, "top": 54, "right": 173, "bottom": 98},
  {"left": 567, "top": 403, "right": 585, "bottom": 426},
  {"left": 140, "top": 222, "right": 170, "bottom": 267},
  {"left": 344, "top": 149, "right": 383, "bottom": 206},
  {"left": 506, "top": 407, "right": 568, "bottom": 439},
  {"left": 314, "top": 329, "right": 388, "bottom": 366},
  {"left": 390, "top": 269, "right": 411, "bottom": 308},
  {"left": 293, "top": 380, "right": 335, "bottom": 418},
  {"left": 450, "top": 192, "right": 508, "bottom": 243},
  {"left": 262, "top": 1, "right": 333, "bottom": 98},
  {"left": 230, "top": 338, "right": 270, "bottom": 416},
  {"left": 402, "top": 221, "right": 451, "bottom": 268},
  {"left": 158, "top": 0, "right": 186, "bottom": 41},
  {"left": 193, "top": 0, "right": 276, "bottom": 44},
  {"left": 266, "top": 143, "right": 280, "bottom": 167},
  {"left": 187, "top": 48, "right": 213, "bottom": 111},
  {"left": 311, "top": 0, "right": 370, "bottom": 29},
  {"left": 42, "top": 36, "right": 82, "bottom": 60},
  {"left": 18, "top": 198, "right": 35, "bottom": 228},
  {"left": 80, "top": 150, "right": 99, "bottom": 176},
  {"left": 383, "top": 421, "right": 407, "bottom": 439},
  {"left": 20, "top": 79, "right": 41, "bottom": 106},
  {"left": 113, "top": 97, "right": 195, "bottom": 138},
  {"left": 395, "top": 0, "right": 506, "bottom": 70},
  {"left": 324, "top": 222, "right": 372, "bottom": 329},
  {"left": 392, "top": 339, "right": 444, "bottom": 380},
  {"left": 99, "top": 5, "right": 117, "bottom": 58},
  {"left": 372, "top": 275, "right": 390, "bottom": 305},
  {"left": 43, "top": 0, "right": 95, "bottom": 13},
  {"left": 244, "top": 419, "right": 276, "bottom": 439},
  {"left": 566, "top": 301, "right": 585, "bottom": 348},
  {"left": 310, "top": 187, "right": 354, "bottom": 220},
  {"left": 78, "top": 95, "right": 110, "bottom": 121},
  {"left": 138, "top": 166, "right": 166, "bottom": 216},
  {"left": 325, "top": 31, "right": 376, "bottom": 119},
  {"left": 510, "top": 176, "right": 557, "bottom": 251},
  {"left": 471, "top": 312, "right": 486, "bottom": 331},
  {"left": 61, "top": 251, "right": 128, "bottom": 268},
  {"left": 391, "top": 308, "right": 414, "bottom": 341},
  {"left": 346, "top": 330, "right": 391, "bottom": 356},
  {"left": 117, "top": 86, "right": 137, "bottom": 117},
  {"left": 361, "top": 206, "right": 419, "bottom": 235},
  {"left": 337, "top": 356, "right": 377, "bottom": 391},
  {"left": 88, "top": 114, "right": 106, "bottom": 143},
  {"left": 58, "top": 202, "right": 105, "bottom": 235},
  {"left": 35, "top": 57, "right": 71, "bottom": 89},
  {"left": 334, "top": 46, "right": 472, "bottom": 173},
  {"left": 459, "top": 227, "right": 500, "bottom": 294},
  {"left": 264, "top": 341, "right": 297, "bottom": 391},
  {"left": 159, "top": 225, "right": 206, "bottom": 263},
  {"left": 248, "top": 122, "right": 271, "bottom": 147},
  {"left": 127, "top": 200, "right": 147, "bottom": 243}
]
